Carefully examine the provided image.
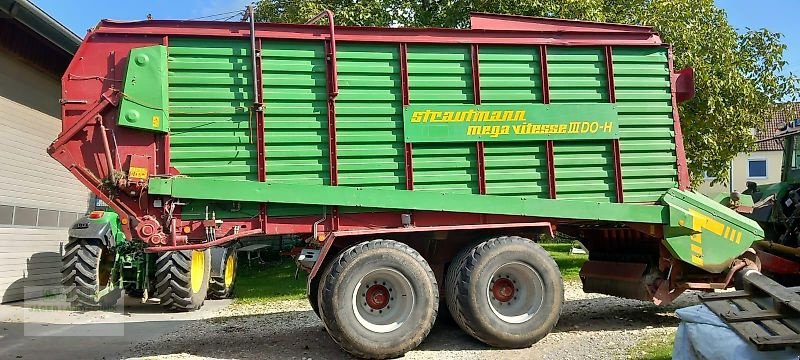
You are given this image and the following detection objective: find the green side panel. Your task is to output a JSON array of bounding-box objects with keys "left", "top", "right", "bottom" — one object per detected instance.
[
  {"left": 613, "top": 47, "right": 678, "bottom": 203},
  {"left": 262, "top": 40, "right": 328, "bottom": 217},
  {"left": 663, "top": 188, "right": 764, "bottom": 273},
  {"left": 407, "top": 44, "right": 478, "bottom": 194},
  {"left": 479, "top": 45, "right": 543, "bottom": 105},
  {"left": 119, "top": 45, "right": 169, "bottom": 132},
  {"left": 547, "top": 47, "right": 609, "bottom": 104},
  {"left": 478, "top": 45, "right": 547, "bottom": 198},
  {"left": 548, "top": 47, "right": 614, "bottom": 202},
  {"left": 554, "top": 141, "right": 615, "bottom": 202},
  {"left": 336, "top": 43, "right": 405, "bottom": 190},
  {"left": 484, "top": 142, "right": 548, "bottom": 197},
  {"left": 150, "top": 177, "right": 669, "bottom": 224},
  {"left": 167, "top": 38, "right": 257, "bottom": 219}
]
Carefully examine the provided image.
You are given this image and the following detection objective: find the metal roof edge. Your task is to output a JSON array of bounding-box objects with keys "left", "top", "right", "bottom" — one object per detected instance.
[{"left": 0, "top": 0, "right": 81, "bottom": 54}]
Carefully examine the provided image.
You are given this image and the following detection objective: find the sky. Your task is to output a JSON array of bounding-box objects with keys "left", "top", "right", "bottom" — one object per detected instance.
[{"left": 31, "top": 0, "right": 800, "bottom": 75}]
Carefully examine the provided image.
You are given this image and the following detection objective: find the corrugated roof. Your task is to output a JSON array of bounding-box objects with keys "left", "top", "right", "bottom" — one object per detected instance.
[{"left": 756, "top": 103, "right": 800, "bottom": 151}]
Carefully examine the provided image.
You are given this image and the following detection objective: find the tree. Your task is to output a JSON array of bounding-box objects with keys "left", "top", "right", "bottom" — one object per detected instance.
[{"left": 255, "top": 0, "right": 799, "bottom": 186}]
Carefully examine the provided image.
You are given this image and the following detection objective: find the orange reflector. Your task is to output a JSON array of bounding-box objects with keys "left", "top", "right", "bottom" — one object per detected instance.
[
  {"left": 120, "top": 218, "right": 128, "bottom": 225},
  {"left": 88, "top": 211, "right": 104, "bottom": 219},
  {"left": 317, "top": 234, "right": 326, "bottom": 242},
  {"left": 183, "top": 226, "right": 192, "bottom": 234}
]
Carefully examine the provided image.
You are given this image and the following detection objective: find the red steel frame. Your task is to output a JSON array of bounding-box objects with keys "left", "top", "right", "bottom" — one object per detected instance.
[
  {"left": 605, "top": 46, "right": 624, "bottom": 203},
  {"left": 51, "top": 14, "right": 690, "bottom": 247},
  {"left": 539, "top": 45, "right": 557, "bottom": 199},
  {"left": 668, "top": 47, "right": 691, "bottom": 190},
  {"left": 400, "top": 43, "right": 414, "bottom": 191},
  {"left": 471, "top": 44, "right": 487, "bottom": 195}
]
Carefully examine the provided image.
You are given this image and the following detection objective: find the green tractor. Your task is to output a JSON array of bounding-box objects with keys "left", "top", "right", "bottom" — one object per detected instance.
[
  {"left": 726, "top": 123, "right": 800, "bottom": 283},
  {"left": 60, "top": 209, "right": 238, "bottom": 311}
]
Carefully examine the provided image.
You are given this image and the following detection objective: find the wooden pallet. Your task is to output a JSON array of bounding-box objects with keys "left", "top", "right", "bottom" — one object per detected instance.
[{"left": 699, "top": 271, "right": 800, "bottom": 351}]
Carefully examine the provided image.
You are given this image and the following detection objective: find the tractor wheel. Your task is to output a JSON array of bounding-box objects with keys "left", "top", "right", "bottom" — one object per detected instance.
[
  {"left": 448, "top": 236, "right": 563, "bottom": 348},
  {"left": 308, "top": 272, "right": 321, "bottom": 319},
  {"left": 318, "top": 240, "right": 438, "bottom": 359},
  {"left": 208, "top": 248, "right": 238, "bottom": 299},
  {"left": 444, "top": 241, "right": 480, "bottom": 324},
  {"left": 61, "top": 239, "right": 121, "bottom": 309},
  {"left": 155, "top": 249, "right": 211, "bottom": 311}
]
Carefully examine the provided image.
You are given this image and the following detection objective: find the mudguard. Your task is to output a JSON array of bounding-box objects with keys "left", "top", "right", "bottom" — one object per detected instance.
[{"left": 67, "top": 212, "right": 126, "bottom": 249}]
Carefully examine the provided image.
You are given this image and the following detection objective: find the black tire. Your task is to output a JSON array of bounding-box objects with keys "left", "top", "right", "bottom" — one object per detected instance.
[
  {"left": 155, "top": 249, "right": 211, "bottom": 311},
  {"left": 208, "top": 248, "right": 237, "bottom": 299},
  {"left": 318, "top": 240, "right": 438, "bottom": 359},
  {"left": 307, "top": 273, "right": 321, "bottom": 318},
  {"left": 61, "top": 239, "right": 121, "bottom": 309},
  {"left": 445, "top": 241, "right": 480, "bottom": 325},
  {"left": 449, "top": 236, "right": 563, "bottom": 348}
]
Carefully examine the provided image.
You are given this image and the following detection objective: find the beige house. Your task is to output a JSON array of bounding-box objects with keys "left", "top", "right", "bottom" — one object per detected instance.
[
  {"left": 0, "top": 0, "right": 87, "bottom": 302},
  {"left": 697, "top": 107, "right": 789, "bottom": 195}
]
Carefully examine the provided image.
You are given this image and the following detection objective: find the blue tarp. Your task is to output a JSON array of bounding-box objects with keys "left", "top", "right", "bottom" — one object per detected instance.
[{"left": 673, "top": 305, "right": 800, "bottom": 360}]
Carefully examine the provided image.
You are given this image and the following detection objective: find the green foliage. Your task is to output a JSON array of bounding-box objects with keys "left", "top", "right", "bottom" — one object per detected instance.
[{"left": 255, "top": 0, "right": 799, "bottom": 186}]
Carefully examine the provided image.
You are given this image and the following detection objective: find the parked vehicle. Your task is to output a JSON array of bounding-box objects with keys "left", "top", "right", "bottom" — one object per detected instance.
[{"left": 50, "top": 8, "right": 763, "bottom": 358}]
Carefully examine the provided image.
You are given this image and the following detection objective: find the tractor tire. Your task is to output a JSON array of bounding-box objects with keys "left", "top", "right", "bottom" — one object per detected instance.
[
  {"left": 208, "top": 247, "right": 238, "bottom": 299},
  {"left": 318, "top": 240, "right": 438, "bottom": 359},
  {"left": 444, "top": 241, "right": 480, "bottom": 325},
  {"left": 155, "top": 249, "right": 211, "bottom": 311},
  {"left": 308, "top": 272, "right": 321, "bottom": 319},
  {"left": 61, "top": 239, "right": 121, "bottom": 310},
  {"left": 449, "top": 236, "right": 563, "bottom": 348}
]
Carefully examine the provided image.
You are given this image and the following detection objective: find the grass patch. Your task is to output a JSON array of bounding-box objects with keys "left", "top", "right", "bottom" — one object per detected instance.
[
  {"left": 539, "top": 242, "right": 587, "bottom": 282},
  {"left": 232, "top": 242, "right": 587, "bottom": 304},
  {"left": 233, "top": 261, "right": 307, "bottom": 304},
  {"left": 628, "top": 332, "right": 675, "bottom": 360}
]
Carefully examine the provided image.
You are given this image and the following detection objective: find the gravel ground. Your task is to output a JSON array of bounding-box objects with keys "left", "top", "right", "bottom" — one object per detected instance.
[{"left": 126, "top": 281, "right": 697, "bottom": 360}]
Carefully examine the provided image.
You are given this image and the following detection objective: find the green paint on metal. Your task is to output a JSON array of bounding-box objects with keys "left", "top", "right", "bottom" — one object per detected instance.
[
  {"left": 148, "top": 176, "right": 668, "bottom": 223},
  {"left": 119, "top": 45, "right": 169, "bottom": 133},
  {"left": 479, "top": 45, "right": 547, "bottom": 198},
  {"left": 336, "top": 42, "right": 405, "bottom": 191},
  {"left": 166, "top": 38, "right": 256, "bottom": 219},
  {"left": 612, "top": 47, "right": 678, "bottom": 203},
  {"left": 407, "top": 44, "right": 478, "bottom": 194},
  {"left": 402, "top": 103, "right": 619, "bottom": 142},
  {"left": 663, "top": 188, "right": 764, "bottom": 273},
  {"left": 555, "top": 141, "right": 615, "bottom": 202},
  {"left": 262, "top": 40, "right": 328, "bottom": 217}
]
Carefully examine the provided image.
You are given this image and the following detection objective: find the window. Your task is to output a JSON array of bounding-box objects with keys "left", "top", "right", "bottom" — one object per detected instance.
[
  {"left": 748, "top": 158, "right": 768, "bottom": 179},
  {"left": 0, "top": 204, "right": 83, "bottom": 228}
]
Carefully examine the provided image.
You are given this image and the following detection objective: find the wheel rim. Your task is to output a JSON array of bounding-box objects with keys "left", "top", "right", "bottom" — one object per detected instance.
[
  {"left": 351, "top": 268, "right": 415, "bottom": 333},
  {"left": 486, "top": 261, "right": 545, "bottom": 324},
  {"left": 224, "top": 254, "right": 235, "bottom": 287},
  {"left": 191, "top": 250, "right": 206, "bottom": 293}
]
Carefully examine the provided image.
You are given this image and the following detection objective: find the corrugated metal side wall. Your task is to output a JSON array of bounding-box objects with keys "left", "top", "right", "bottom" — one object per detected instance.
[
  {"left": 479, "top": 45, "right": 548, "bottom": 197},
  {"left": 167, "top": 38, "right": 260, "bottom": 219},
  {"left": 407, "top": 45, "right": 479, "bottom": 194},
  {"left": 613, "top": 47, "right": 678, "bottom": 203},
  {"left": 262, "top": 40, "right": 328, "bottom": 216},
  {"left": 165, "top": 41, "right": 680, "bottom": 217},
  {"left": 547, "top": 47, "right": 615, "bottom": 202}
]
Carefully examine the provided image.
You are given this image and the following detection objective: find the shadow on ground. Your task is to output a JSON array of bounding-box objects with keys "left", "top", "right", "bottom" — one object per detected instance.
[{"left": 124, "top": 292, "right": 701, "bottom": 359}]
